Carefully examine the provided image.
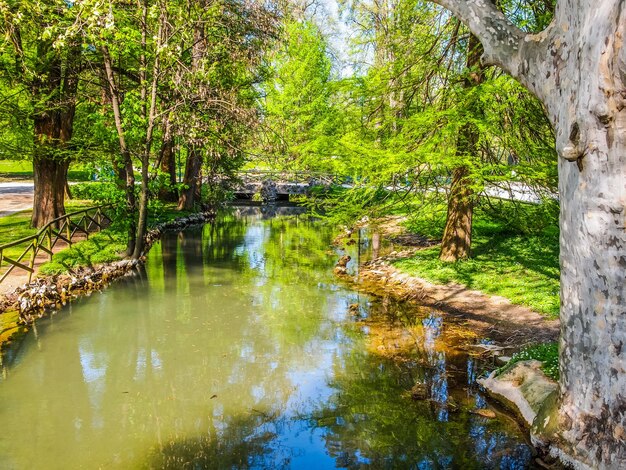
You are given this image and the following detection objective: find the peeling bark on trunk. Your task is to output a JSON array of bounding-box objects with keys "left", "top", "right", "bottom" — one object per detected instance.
[
  {"left": 431, "top": 0, "right": 626, "bottom": 467},
  {"left": 552, "top": 3, "right": 626, "bottom": 465}
]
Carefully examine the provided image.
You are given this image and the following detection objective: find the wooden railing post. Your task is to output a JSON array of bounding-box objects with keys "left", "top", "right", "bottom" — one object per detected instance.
[
  {"left": 47, "top": 226, "right": 53, "bottom": 260},
  {"left": 29, "top": 237, "right": 37, "bottom": 283},
  {"left": 66, "top": 216, "right": 72, "bottom": 247}
]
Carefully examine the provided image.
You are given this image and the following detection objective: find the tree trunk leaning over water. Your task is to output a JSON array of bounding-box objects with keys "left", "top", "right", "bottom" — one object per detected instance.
[{"left": 430, "top": 0, "right": 626, "bottom": 468}]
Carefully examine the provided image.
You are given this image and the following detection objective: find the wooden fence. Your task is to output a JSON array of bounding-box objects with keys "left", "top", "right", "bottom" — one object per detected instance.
[{"left": 0, "top": 204, "right": 112, "bottom": 285}]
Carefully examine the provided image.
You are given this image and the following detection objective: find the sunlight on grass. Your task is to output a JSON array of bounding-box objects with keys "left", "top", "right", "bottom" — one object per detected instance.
[
  {"left": 497, "top": 342, "right": 559, "bottom": 380},
  {"left": 393, "top": 226, "right": 560, "bottom": 319}
]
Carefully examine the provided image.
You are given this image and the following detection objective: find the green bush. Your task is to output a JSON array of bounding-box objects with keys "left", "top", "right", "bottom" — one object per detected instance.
[{"left": 71, "top": 182, "right": 124, "bottom": 203}]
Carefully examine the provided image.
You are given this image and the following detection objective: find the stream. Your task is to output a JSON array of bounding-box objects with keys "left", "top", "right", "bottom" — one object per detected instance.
[{"left": 0, "top": 206, "right": 538, "bottom": 469}]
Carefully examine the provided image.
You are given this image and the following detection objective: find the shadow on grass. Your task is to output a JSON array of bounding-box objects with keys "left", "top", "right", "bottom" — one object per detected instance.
[{"left": 394, "top": 224, "right": 560, "bottom": 317}]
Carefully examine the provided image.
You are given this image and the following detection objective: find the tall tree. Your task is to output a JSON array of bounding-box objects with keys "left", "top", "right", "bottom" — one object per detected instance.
[
  {"left": 256, "top": 19, "right": 335, "bottom": 170},
  {"left": 430, "top": 0, "right": 626, "bottom": 467},
  {"left": 0, "top": 0, "right": 82, "bottom": 227},
  {"left": 438, "top": 32, "right": 484, "bottom": 262},
  {"left": 87, "top": 0, "right": 275, "bottom": 253}
]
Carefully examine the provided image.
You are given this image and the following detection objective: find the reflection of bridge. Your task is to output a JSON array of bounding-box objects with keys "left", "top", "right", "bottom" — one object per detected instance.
[{"left": 233, "top": 170, "right": 341, "bottom": 202}]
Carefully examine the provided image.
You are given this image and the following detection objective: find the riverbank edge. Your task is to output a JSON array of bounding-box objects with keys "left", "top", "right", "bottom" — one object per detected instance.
[
  {"left": 346, "top": 249, "right": 560, "bottom": 347},
  {"left": 0, "top": 210, "right": 215, "bottom": 352},
  {"left": 335, "top": 224, "right": 589, "bottom": 468}
]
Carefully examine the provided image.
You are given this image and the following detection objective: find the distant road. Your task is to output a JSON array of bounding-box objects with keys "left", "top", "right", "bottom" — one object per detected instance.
[{"left": 0, "top": 182, "right": 34, "bottom": 217}]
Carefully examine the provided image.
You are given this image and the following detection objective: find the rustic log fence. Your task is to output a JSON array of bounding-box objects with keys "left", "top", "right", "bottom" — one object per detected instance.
[{"left": 0, "top": 204, "right": 113, "bottom": 285}]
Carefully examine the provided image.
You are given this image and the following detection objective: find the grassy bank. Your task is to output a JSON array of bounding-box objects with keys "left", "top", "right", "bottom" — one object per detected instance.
[
  {"left": 39, "top": 204, "right": 192, "bottom": 275},
  {"left": 393, "top": 221, "right": 560, "bottom": 318},
  {"left": 350, "top": 194, "right": 561, "bottom": 319}
]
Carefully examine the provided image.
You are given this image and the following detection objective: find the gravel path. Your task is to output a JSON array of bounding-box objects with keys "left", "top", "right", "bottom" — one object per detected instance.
[{"left": 0, "top": 182, "right": 34, "bottom": 217}]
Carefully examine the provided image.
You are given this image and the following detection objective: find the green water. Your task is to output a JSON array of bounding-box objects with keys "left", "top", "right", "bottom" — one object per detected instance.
[{"left": 0, "top": 208, "right": 536, "bottom": 469}]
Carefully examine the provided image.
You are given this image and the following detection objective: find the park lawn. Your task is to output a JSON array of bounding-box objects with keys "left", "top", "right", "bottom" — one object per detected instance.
[
  {"left": 0, "top": 160, "right": 92, "bottom": 181},
  {"left": 393, "top": 220, "right": 561, "bottom": 319}
]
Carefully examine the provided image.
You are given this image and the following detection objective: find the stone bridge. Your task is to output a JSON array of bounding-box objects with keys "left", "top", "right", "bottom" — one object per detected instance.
[{"left": 232, "top": 170, "right": 340, "bottom": 202}]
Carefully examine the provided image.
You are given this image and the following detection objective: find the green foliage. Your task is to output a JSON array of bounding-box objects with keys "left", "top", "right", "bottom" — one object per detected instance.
[
  {"left": 480, "top": 198, "right": 559, "bottom": 235},
  {"left": 68, "top": 181, "right": 121, "bottom": 201},
  {"left": 497, "top": 342, "right": 559, "bottom": 381},
  {"left": 255, "top": 19, "right": 337, "bottom": 170}
]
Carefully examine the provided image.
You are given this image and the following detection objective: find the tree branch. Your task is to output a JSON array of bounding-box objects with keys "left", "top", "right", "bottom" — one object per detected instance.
[
  {"left": 431, "top": 0, "right": 525, "bottom": 69},
  {"left": 430, "top": 0, "right": 554, "bottom": 101}
]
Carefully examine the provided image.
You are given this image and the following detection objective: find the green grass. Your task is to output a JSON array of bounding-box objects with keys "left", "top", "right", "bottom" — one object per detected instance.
[
  {"left": 497, "top": 342, "right": 559, "bottom": 381},
  {"left": 0, "top": 201, "right": 94, "bottom": 260},
  {"left": 393, "top": 219, "right": 560, "bottom": 318},
  {"left": 38, "top": 203, "right": 194, "bottom": 275},
  {"left": 38, "top": 228, "right": 128, "bottom": 275},
  {"left": 0, "top": 160, "right": 92, "bottom": 181}
]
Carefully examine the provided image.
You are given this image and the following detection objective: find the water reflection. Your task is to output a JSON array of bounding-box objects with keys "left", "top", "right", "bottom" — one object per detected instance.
[{"left": 0, "top": 207, "right": 536, "bottom": 469}]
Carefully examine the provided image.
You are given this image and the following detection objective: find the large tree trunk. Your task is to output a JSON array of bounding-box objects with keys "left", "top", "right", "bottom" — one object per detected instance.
[
  {"left": 431, "top": 0, "right": 626, "bottom": 467},
  {"left": 31, "top": 152, "right": 68, "bottom": 228},
  {"left": 31, "top": 107, "right": 64, "bottom": 227},
  {"left": 439, "top": 165, "right": 473, "bottom": 261},
  {"left": 30, "top": 43, "right": 79, "bottom": 228},
  {"left": 549, "top": 3, "right": 626, "bottom": 466}
]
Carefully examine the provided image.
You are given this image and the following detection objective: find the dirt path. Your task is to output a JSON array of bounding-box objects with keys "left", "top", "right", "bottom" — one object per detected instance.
[
  {"left": 0, "top": 237, "right": 82, "bottom": 297},
  {"left": 341, "top": 216, "right": 560, "bottom": 350}
]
